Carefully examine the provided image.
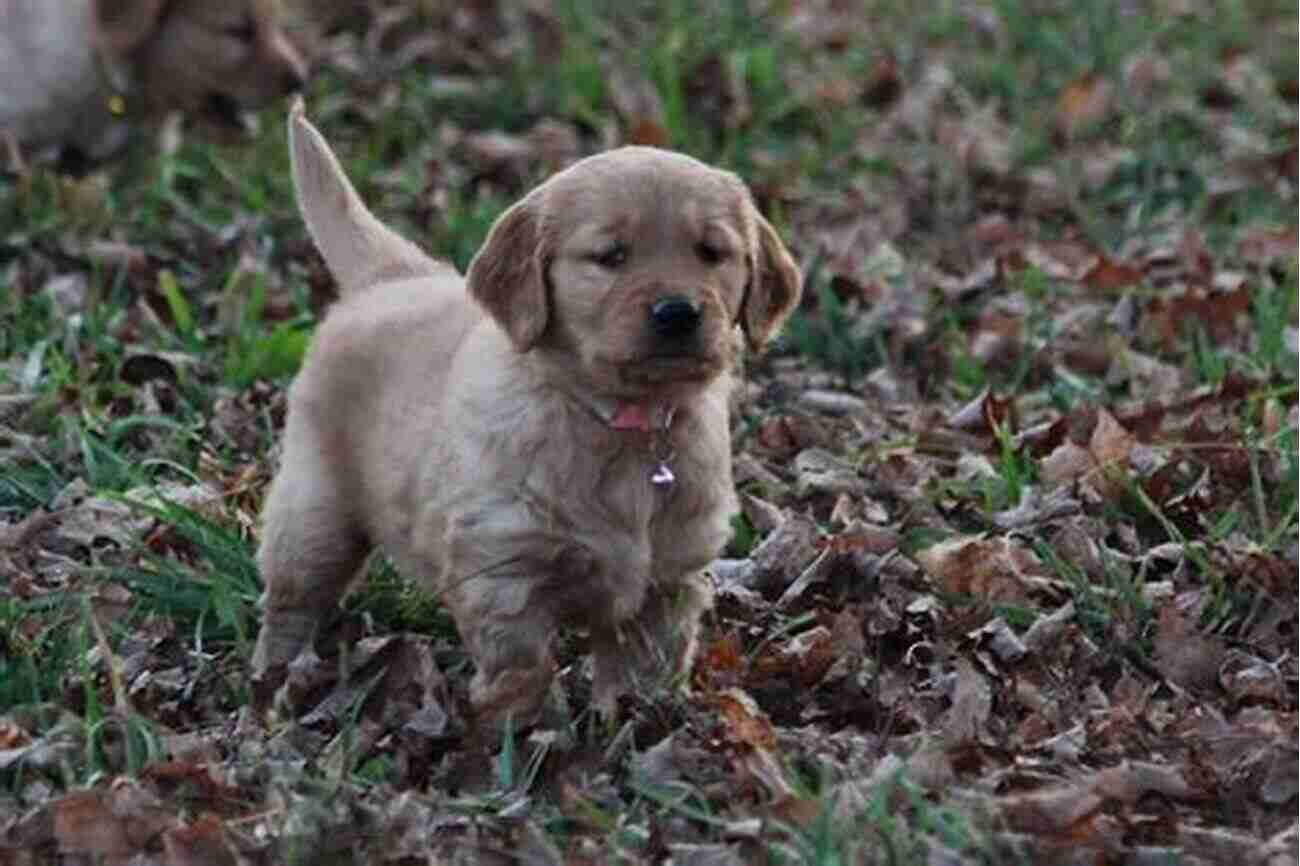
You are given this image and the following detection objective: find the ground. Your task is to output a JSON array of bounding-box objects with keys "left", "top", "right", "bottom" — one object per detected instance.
[{"left": 0, "top": 1, "right": 1296, "bottom": 864}]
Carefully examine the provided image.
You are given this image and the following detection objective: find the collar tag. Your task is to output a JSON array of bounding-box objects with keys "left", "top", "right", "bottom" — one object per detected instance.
[
  {"left": 650, "top": 461, "right": 676, "bottom": 486},
  {"left": 582, "top": 396, "right": 678, "bottom": 487}
]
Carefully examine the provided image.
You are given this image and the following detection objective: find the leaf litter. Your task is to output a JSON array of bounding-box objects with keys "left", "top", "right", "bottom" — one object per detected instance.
[{"left": 1, "top": 2, "right": 1297, "bottom": 864}]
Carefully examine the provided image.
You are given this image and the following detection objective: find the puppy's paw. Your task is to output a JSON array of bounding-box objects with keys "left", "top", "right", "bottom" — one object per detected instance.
[
  {"left": 470, "top": 661, "right": 556, "bottom": 733},
  {"left": 249, "top": 607, "right": 322, "bottom": 715},
  {"left": 251, "top": 608, "right": 319, "bottom": 673}
]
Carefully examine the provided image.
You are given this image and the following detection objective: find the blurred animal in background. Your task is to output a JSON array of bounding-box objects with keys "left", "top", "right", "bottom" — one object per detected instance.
[{"left": 0, "top": 0, "right": 307, "bottom": 173}]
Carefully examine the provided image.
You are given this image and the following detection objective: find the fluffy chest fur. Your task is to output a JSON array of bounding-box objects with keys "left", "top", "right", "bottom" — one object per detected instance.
[
  {"left": 300, "top": 284, "right": 737, "bottom": 632},
  {"left": 412, "top": 357, "right": 736, "bottom": 630}
]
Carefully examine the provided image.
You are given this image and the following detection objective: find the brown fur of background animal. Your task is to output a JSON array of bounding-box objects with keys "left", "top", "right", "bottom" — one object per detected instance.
[{"left": 0, "top": 0, "right": 306, "bottom": 171}]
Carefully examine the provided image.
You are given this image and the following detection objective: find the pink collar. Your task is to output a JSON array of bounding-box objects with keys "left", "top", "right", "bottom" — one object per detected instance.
[
  {"left": 578, "top": 396, "right": 678, "bottom": 486},
  {"left": 571, "top": 390, "right": 675, "bottom": 433},
  {"left": 607, "top": 401, "right": 676, "bottom": 433}
]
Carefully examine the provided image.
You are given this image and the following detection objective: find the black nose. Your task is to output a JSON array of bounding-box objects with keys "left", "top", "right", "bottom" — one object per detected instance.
[{"left": 650, "top": 295, "right": 701, "bottom": 338}]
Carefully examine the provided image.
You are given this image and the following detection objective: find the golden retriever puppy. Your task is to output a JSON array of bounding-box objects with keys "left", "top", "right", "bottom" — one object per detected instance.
[
  {"left": 0, "top": 0, "right": 306, "bottom": 168},
  {"left": 251, "top": 101, "right": 801, "bottom": 727}
]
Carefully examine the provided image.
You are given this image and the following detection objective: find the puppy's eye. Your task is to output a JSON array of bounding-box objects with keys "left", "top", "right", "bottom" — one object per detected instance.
[
  {"left": 696, "top": 241, "right": 729, "bottom": 265},
  {"left": 591, "top": 243, "right": 628, "bottom": 269},
  {"left": 223, "top": 17, "right": 256, "bottom": 43}
]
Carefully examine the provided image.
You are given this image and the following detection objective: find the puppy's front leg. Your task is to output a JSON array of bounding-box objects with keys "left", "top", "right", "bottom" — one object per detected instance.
[
  {"left": 446, "top": 576, "right": 559, "bottom": 730},
  {"left": 590, "top": 572, "right": 713, "bottom": 715}
]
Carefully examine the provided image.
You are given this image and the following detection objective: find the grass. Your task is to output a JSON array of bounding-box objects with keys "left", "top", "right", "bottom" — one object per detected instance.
[{"left": 0, "top": 0, "right": 1296, "bottom": 861}]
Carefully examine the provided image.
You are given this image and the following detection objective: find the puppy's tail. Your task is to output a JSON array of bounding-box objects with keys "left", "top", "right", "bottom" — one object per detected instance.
[{"left": 288, "top": 97, "right": 444, "bottom": 296}]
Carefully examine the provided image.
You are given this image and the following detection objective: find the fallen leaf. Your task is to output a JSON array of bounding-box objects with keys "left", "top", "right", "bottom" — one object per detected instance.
[
  {"left": 1055, "top": 72, "right": 1113, "bottom": 140},
  {"left": 943, "top": 658, "right": 992, "bottom": 743},
  {"left": 161, "top": 813, "right": 238, "bottom": 866},
  {"left": 1082, "top": 256, "right": 1144, "bottom": 291},
  {"left": 1153, "top": 604, "right": 1226, "bottom": 691},
  {"left": 915, "top": 535, "right": 1045, "bottom": 604}
]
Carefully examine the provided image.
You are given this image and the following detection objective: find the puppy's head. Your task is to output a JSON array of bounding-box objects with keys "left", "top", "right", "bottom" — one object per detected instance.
[
  {"left": 467, "top": 147, "right": 801, "bottom": 404},
  {"left": 96, "top": 0, "right": 307, "bottom": 135}
]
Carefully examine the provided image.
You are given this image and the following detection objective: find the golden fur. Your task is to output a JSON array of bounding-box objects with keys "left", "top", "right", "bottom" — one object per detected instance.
[{"left": 251, "top": 101, "right": 801, "bottom": 726}]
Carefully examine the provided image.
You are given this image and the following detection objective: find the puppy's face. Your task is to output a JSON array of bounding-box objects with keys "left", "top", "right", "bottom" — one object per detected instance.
[
  {"left": 97, "top": 0, "right": 307, "bottom": 134},
  {"left": 467, "top": 147, "right": 801, "bottom": 404}
]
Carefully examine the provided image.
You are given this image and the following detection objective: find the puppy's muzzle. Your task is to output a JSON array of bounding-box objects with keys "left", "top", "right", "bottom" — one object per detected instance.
[{"left": 650, "top": 295, "right": 702, "bottom": 339}]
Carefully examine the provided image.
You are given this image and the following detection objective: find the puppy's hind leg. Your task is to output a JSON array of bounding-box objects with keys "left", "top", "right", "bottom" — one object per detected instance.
[{"left": 251, "top": 439, "right": 370, "bottom": 681}]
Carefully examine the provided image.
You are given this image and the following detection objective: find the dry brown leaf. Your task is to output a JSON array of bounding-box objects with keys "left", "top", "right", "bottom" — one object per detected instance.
[
  {"left": 812, "top": 525, "right": 897, "bottom": 556},
  {"left": 1087, "top": 407, "right": 1136, "bottom": 500},
  {"left": 1122, "top": 52, "right": 1171, "bottom": 103},
  {"left": 1153, "top": 604, "right": 1226, "bottom": 692},
  {"left": 861, "top": 54, "right": 902, "bottom": 108},
  {"left": 1091, "top": 760, "right": 1200, "bottom": 803},
  {"left": 1237, "top": 226, "right": 1298, "bottom": 264},
  {"left": 53, "top": 780, "right": 176, "bottom": 861},
  {"left": 1055, "top": 72, "right": 1113, "bottom": 139},
  {"left": 698, "top": 631, "right": 745, "bottom": 684},
  {"left": 999, "top": 783, "right": 1104, "bottom": 835},
  {"left": 711, "top": 688, "right": 795, "bottom": 798},
  {"left": 1082, "top": 256, "right": 1144, "bottom": 291},
  {"left": 935, "top": 110, "right": 1012, "bottom": 175},
  {"left": 943, "top": 658, "right": 992, "bottom": 743},
  {"left": 752, "top": 624, "right": 834, "bottom": 686},
  {"left": 1143, "top": 283, "right": 1253, "bottom": 349},
  {"left": 713, "top": 688, "right": 776, "bottom": 752},
  {"left": 915, "top": 535, "right": 1044, "bottom": 603},
  {"left": 743, "top": 510, "right": 820, "bottom": 594},
  {"left": 793, "top": 448, "right": 865, "bottom": 497},
  {"left": 161, "top": 814, "right": 238, "bottom": 866}
]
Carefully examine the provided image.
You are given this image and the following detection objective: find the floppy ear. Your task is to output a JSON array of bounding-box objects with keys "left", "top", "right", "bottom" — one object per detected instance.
[
  {"left": 742, "top": 212, "right": 802, "bottom": 350},
  {"left": 288, "top": 98, "right": 439, "bottom": 296},
  {"left": 95, "top": 0, "right": 168, "bottom": 55},
  {"left": 465, "top": 195, "right": 550, "bottom": 352}
]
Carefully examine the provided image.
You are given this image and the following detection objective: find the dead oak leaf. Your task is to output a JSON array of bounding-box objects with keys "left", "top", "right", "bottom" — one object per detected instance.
[
  {"left": 914, "top": 534, "right": 1046, "bottom": 604},
  {"left": 161, "top": 813, "right": 238, "bottom": 866},
  {"left": 1143, "top": 283, "right": 1253, "bottom": 349},
  {"left": 53, "top": 780, "right": 176, "bottom": 861},
  {"left": 1055, "top": 72, "right": 1113, "bottom": 140},
  {"left": 713, "top": 688, "right": 777, "bottom": 753},
  {"left": 697, "top": 630, "right": 745, "bottom": 690},
  {"left": 1082, "top": 255, "right": 1144, "bottom": 291},
  {"left": 1153, "top": 603, "right": 1226, "bottom": 692},
  {"left": 709, "top": 688, "right": 795, "bottom": 799},
  {"left": 999, "top": 783, "right": 1105, "bottom": 837},
  {"left": 943, "top": 658, "right": 992, "bottom": 744},
  {"left": 1088, "top": 406, "right": 1137, "bottom": 498},
  {"left": 1040, "top": 407, "right": 1139, "bottom": 502}
]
